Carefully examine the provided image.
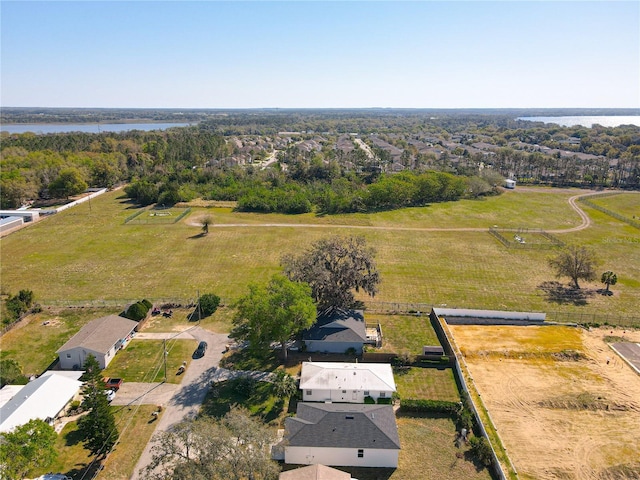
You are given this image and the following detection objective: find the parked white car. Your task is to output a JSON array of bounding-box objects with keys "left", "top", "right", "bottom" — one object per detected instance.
[{"left": 105, "top": 389, "right": 116, "bottom": 402}]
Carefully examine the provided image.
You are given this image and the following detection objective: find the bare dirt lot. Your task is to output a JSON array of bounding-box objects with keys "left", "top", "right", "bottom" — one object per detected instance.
[{"left": 448, "top": 325, "right": 640, "bottom": 480}]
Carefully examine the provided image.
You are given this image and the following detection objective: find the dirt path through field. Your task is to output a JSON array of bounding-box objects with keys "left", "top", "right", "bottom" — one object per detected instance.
[
  {"left": 186, "top": 190, "right": 607, "bottom": 234},
  {"left": 450, "top": 325, "right": 640, "bottom": 480}
]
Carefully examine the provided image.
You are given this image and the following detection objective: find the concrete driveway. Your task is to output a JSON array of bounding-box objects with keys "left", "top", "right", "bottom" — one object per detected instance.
[{"left": 128, "top": 326, "right": 230, "bottom": 479}]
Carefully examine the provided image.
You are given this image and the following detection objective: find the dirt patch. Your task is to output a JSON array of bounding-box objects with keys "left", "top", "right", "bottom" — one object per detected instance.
[{"left": 450, "top": 325, "right": 640, "bottom": 480}]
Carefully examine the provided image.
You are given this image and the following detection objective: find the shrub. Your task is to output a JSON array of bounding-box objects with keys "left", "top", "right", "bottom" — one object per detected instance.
[
  {"left": 400, "top": 399, "right": 461, "bottom": 415},
  {"left": 232, "top": 376, "right": 257, "bottom": 397},
  {"left": 345, "top": 347, "right": 357, "bottom": 356},
  {"left": 199, "top": 293, "right": 221, "bottom": 317},
  {"left": 124, "top": 300, "right": 151, "bottom": 321},
  {"left": 364, "top": 396, "right": 375, "bottom": 404},
  {"left": 141, "top": 298, "right": 153, "bottom": 309},
  {"left": 377, "top": 397, "right": 392, "bottom": 405},
  {"left": 469, "top": 436, "right": 493, "bottom": 466}
]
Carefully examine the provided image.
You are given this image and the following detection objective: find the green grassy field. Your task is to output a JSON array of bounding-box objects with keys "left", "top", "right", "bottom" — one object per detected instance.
[
  {"left": 587, "top": 191, "right": 640, "bottom": 219},
  {"left": 1, "top": 188, "right": 638, "bottom": 319},
  {"left": 102, "top": 338, "right": 198, "bottom": 384}
]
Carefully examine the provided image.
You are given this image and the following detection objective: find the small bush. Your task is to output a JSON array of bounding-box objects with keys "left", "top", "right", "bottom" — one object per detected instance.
[
  {"left": 469, "top": 436, "right": 493, "bottom": 466},
  {"left": 364, "top": 396, "right": 375, "bottom": 404},
  {"left": 377, "top": 397, "right": 392, "bottom": 405},
  {"left": 345, "top": 347, "right": 357, "bottom": 356},
  {"left": 124, "top": 301, "right": 150, "bottom": 321},
  {"left": 232, "top": 376, "right": 257, "bottom": 397},
  {"left": 141, "top": 298, "right": 153, "bottom": 309},
  {"left": 199, "top": 293, "right": 221, "bottom": 317}
]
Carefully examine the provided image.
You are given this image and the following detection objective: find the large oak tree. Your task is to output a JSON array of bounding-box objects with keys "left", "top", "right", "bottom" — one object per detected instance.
[
  {"left": 548, "top": 245, "right": 599, "bottom": 290},
  {"left": 282, "top": 235, "right": 380, "bottom": 309}
]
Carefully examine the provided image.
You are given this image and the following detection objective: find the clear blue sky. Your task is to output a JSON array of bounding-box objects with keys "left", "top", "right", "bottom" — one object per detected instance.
[{"left": 1, "top": 1, "right": 638, "bottom": 108}]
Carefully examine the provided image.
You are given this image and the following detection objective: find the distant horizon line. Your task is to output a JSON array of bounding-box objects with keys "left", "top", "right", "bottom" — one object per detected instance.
[{"left": 3, "top": 106, "right": 640, "bottom": 112}]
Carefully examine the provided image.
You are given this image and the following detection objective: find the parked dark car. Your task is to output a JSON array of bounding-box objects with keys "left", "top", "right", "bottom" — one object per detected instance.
[{"left": 193, "top": 341, "right": 208, "bottom": 359}]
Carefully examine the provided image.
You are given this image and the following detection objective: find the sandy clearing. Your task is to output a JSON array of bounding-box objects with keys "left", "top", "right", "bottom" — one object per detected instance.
[{"left": 449, "top": 325, "right": 640, "bottom": 480}]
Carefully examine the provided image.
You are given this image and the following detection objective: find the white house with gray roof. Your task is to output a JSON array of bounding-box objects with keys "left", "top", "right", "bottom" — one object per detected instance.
[
  {"left": 0, "top": 371, "right": 83, "bottom": 432},
  {"left": 284, "top": 402, "right": 400, "bottom": 468},
  {"left": 300, "top": 361, "right": 396, "bottom": 403},
  {"left": 56, "top": 315, "right": 138, "bottom": 370}
]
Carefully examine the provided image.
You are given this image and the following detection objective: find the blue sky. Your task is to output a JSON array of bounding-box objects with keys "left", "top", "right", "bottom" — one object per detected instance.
[{"left": 1, "top": 1, "right": 638, "bottom": 108}]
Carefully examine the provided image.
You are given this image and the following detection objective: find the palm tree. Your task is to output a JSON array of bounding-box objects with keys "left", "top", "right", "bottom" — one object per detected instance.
[{"left": 601, "top": 271, "right": 617, "bottom": 294}]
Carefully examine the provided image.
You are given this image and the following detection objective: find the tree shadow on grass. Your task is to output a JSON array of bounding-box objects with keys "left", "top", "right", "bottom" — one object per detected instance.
[
  {"left": 188, "top": 232, "right": 207, "bottom": 240},
  {"left": 64, "top": 426, "right": 85, "bottom": 447},
  {"left": 537, "top": 281, "right": 594, "bottom": 306}
]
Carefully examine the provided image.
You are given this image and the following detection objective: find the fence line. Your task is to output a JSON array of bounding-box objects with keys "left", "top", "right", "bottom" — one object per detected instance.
[
  {"left": 430, "top": 311, "right": 514, "bottom": 479},
  {"left": 363, "top": 301, "right": 640, "bottom": 327},
  {"left": 124, "top": 207, "right": 192, "bottom": 225},
  {"left": 578, "top": 193, "right": 640, "bottom": 230},
  {"left": 488, "top": 227, "right": 564, "bottom": 249}
]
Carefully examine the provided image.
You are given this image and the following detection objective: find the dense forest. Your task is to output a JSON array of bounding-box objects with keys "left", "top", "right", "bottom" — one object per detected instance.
[{"left": 1, "top": 109, "right": 639, "bottom": 212}]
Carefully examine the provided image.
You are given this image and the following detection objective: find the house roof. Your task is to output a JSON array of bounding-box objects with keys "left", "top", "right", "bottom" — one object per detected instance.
[
  {"left": 56, "top": 315, "right": 138, "bottom": 355},
  {"left": 279, "top": 464, "right": 351, "bottom": 480},
  {"left": 304, "top": 308, "right": 366, "bottom": 343},
  {"left": 285, "top": 403, "right": 400, "bottom": 450},
  {"left": 300, "top": 362, "right": 396, "bottom": 393},
  {"left": 0, "top": 373, "right": 83, "bottom": 432}
]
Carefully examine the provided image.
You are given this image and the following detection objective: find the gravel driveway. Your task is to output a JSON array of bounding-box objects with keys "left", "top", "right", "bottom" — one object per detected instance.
[{"left": 128, "top": 326, "right": 231, "bottom": 479}]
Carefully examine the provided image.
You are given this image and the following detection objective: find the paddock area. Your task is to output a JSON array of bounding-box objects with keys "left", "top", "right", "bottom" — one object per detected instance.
[{"left": 449, "top": 325, "right": 640, "bottom": 480}]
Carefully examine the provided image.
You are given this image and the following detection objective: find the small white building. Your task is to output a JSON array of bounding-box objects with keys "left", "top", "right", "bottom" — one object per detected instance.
[
  {"left": 284, "top": 402, "right": 400, "bottom": 468},
  {"left": 505, "top": 179, "right": 516, "bottom": 189},
  {"left": 56, "top": 315, "right": 138, "bottom": 370},
  {"left": 300, "top": 362, "right": 396, "bottom": 403},
  {"left": 0, "top": 371, "right": 83, "bottom": 432}
]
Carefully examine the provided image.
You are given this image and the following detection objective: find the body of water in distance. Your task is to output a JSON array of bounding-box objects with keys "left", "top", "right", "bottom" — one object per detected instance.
[
  {"left": 517, "top": 116, "right": 640, "bottom": 128},
  {"left": 0, "top": 122, "right": 193, "bottom": 134}
]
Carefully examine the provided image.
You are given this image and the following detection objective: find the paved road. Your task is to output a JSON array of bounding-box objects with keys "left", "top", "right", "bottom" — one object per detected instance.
[
  {"left": 610, "top": 342, "right": 640, "bottom": 375},
  {"left": 129, "top": 327, "right": 230, "bottom": 480}
]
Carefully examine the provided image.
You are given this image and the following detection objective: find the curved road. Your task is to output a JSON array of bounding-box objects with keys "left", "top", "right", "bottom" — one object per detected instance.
[{"left": 192, "top": 190, "right": 610, "bottom": 235}]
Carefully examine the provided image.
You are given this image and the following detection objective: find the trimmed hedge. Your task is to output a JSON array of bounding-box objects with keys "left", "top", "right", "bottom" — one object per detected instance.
[{"left": 400, "top": 399, "right": 461, "bottom": 415}]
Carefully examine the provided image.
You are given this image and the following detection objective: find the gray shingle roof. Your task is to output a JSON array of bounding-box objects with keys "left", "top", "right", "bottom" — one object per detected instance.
[
  {"left": 56, "top": 315, "right": 138, "bottom": 355},
  {"left": 285, "top": 403, "right": 400, "bottom": 450},
  {"left": 304, "top": 308, "right": 367, "bottom": 343}
]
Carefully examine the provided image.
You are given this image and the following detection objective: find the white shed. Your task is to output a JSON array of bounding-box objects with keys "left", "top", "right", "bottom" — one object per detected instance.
[{"left": 505, "top": 179, "right": 516, "bottom": 189}]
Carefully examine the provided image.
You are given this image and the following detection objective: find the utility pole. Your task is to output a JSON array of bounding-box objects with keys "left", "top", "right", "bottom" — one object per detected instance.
[{"left": 163, "top": 339, "right": 167, "bottom": 382}]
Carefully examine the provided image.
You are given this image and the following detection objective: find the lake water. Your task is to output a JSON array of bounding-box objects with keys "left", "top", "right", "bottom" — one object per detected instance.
[
  {"left": 517, "top": 116, "right": 640, "bottom": 128},
  {"left": 0, "top": 122, "right": 193, "bottom": 134}
]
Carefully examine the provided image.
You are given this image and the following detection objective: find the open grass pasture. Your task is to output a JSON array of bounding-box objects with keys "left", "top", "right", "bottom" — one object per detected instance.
[
  {"left": 368, "top": 314, "right": 439, "bottom": 353},
  {"left": 587, "top": 191, "right": 640, "bottom": 219},
  {"left": 0, "top": 307, "right": 121, "bottom": 376},
  {"left": 102, "top": 338, "right": 197, "bottom": 384},
  {"left": 1, "top": 188, "right": 639, "bottom": 319}
]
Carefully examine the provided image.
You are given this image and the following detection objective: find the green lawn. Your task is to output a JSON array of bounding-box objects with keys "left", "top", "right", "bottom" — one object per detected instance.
[
  {"left": 368, "top": 314, "right": 439, "bottom": 354},
  {"left": 0, "top": 308, "right": 121, "bottom": 376},
  {"left": 394, "top": 367, "right": 460, "bottom": 402},
  {"left": 102, "top": 338, "right": 197, "bottom": 383},
  {"left": 30, "top": 405, "right": 159, "bottom": 480}
]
